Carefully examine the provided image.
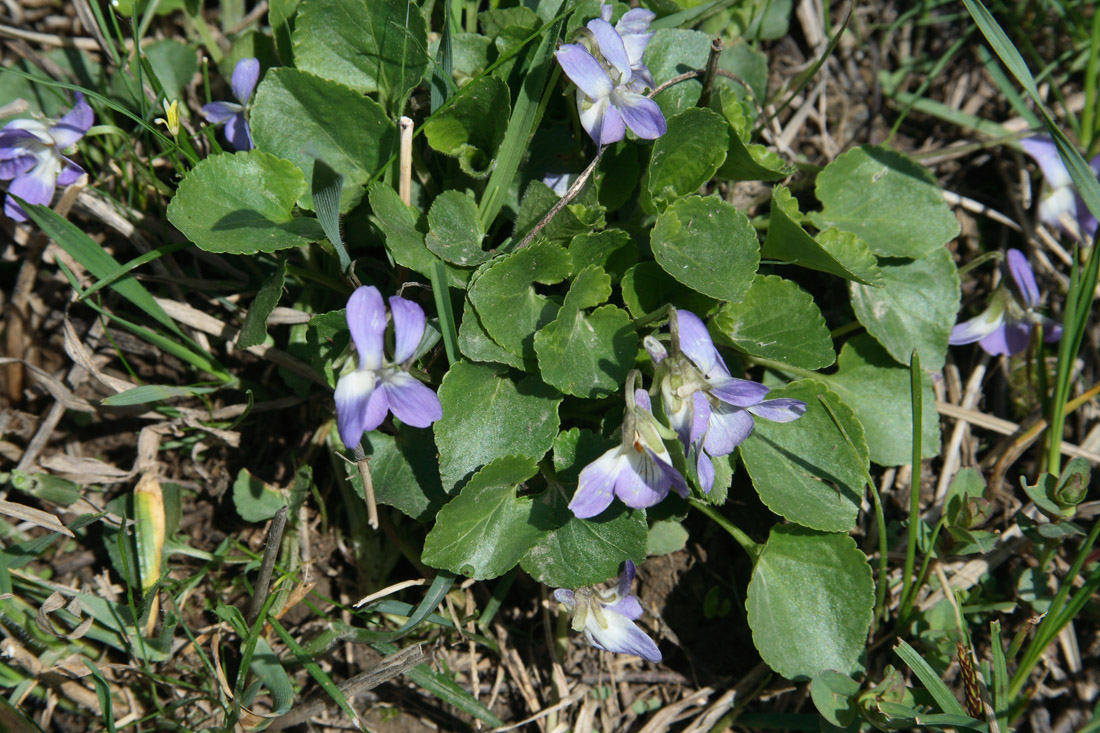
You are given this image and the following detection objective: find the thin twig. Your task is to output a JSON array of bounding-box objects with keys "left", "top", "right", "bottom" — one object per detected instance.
[
  {"left": 515, "top": 147, "right": 605, "bottom": 250},
  {"left": 246, "top": 505, "right": 289, "bottom": 625}
]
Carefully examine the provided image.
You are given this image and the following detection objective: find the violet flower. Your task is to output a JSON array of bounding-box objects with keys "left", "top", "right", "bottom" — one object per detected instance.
[
  {"left": 554, "top": 560, "right": 661, "bottom": 663},
  {"left": 1019, "top": 136, "right": 1100, "bottom": 241},
  {"left": 334, "top": 286, "right": 442, "bottom": 449},
  {"left": 0, "top": 93, "right": 93, "bottom": 222},
  {"left": 202, "top": 57, "right": 259, "bottom": 151},
  {"left": 646, "top": 311, "right": 806, "bottom": 493},
  {"left": 950, "top": 248, "right": 1061, "bottom": 357},
  {"left": 554, "top": 5, "right": 665, "bottom": 145},
  {"left": 569, "top": 375, "right": 687, "bottom": 519}
]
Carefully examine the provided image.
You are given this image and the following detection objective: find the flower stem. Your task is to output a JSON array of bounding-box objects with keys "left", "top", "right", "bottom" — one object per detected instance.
[
  {"left": 689, "top": 498, "right": 761, "bottom": 563},
  {"left": 899, "top": 350, "right": 922, "bottom": 622}
]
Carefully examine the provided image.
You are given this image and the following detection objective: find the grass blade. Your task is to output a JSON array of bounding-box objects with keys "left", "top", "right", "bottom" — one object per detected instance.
[{"left": 894, "top": 639, "right": 968, "bottom": 716}]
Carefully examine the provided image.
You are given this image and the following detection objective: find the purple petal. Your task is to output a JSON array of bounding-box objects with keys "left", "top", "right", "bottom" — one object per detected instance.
[
  {"left": 1075, "top": 193, "right": 1098, "bottom": 240},
  {"left": 231, "top": 57, "right": 261, "bottom": 105},
  {"left": 748, "top": 398, "right": 807, "bottom": 423},
  {"left": 709, "top": 377, "right": 769, "bottom": 407},
  {"left": 643, "top": 335, "right": 668, "bottom": 364},
  {"left": 626, "top": 64, "right": 657, "bottom": 93},
  {"left": 1038, "top": 186, "right": 1077, "bottom": 230},
  {"left": 688, "top": 391, "right": 710, "bottom": 446},
  {"left": 556, "top": 45, "right": 613, "bottom": 100},
  {"left": 202, "top": 101, "right": 241, "bottom": 124},
  {"left": 1006, "top": 249, "right": 1039, "bottom": 308},
  {"left": 334, "top": 369, "right": 378, "bottom": 448},
  {"left": 4, "top": 194, "right": 28, "bottom": 221},
  {"left": 381, "top": 372, "right": 442, "bottom": 428},
  {"left": 613, "top": 90, "right": 666, "bottom": 139},
  {"left": 389, "top": 296, "right": 427, "bottom": 364},
  {"left": 346, "top": 286, "right": 387, "bottom": 370},
  {"left": 615, "top": 447, "right": 671, "bottom": 508},
  {"left": 223, "top": 114, "right": 254, "bottom": 151},
  {"left": 571, "top": 449, "right": 625, "bottom": 518},
  {"left": 978, "top": 320, "right": 1030, "bottom": 356},
  {"left": 704, "top": 404, "right": 755, "bottom": 457},
  {"left": 553, "top": 588, "right": 576, "bottom": 607},
  {"left": 616, "top": 8, "right": 656, "bottom": 36},
  {"left": 600, "top": 3, "right": 613, "bottom": 22},
  {"left": 695, "top": 445, "right": 715, "bottom": 493},
  {"left": 949, "top": 308, "right": 1005, "bottom": 345},
  {"left": 1020, "top": 137, "right": 1071, "bottom": 189},
  {"left": 49, "top": 93, "right": 93, "bottom": 149},
  {"left": 56, "top": 158, "right": 85, "bottom": 187},
  {"left": 676, "top": 310, "right": 720, "bottom": 375},
  {"left": 608, "top": 595, "right": 644, "bottom": 620},
  {"left": 586, "top": 19, "right": 632, "bottom": 81},
  {"left": 614, "top": 560, "right": 636, "bottom": 598},
  {"left": 0, "top": 153, "right": 36, "bottom": 181},
  {"left": 634, "top": 388, "right": 653, "bottom": 414},
  {"left": 595, "top": 102, "right": 625, "bottom": 146},
  {"left": 1038, "top": 316, "right": 1062, "bottom": 342},
  {"left": 9, "top": 166, "right": 56, "bottom": 207},
  {"left": 584, "top": 612, "right": 661, "bottom": 662}
]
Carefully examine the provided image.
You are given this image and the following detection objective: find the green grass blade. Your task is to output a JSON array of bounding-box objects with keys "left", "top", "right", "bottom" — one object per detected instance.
[
  {"left": 430, "top": 261, "right": 458, "bottom": 366},
  {"left": 990, "top": 620, "right": 1009, "bottom": 731},
  {"left": 270, "top": 617, "right": 360, "bottom": 726},
  {"left": 894, "top": 639, "right": 968, "bottom": 716},
  {"left": 77, "top": 242, "right": 190, "bottom": 303}
]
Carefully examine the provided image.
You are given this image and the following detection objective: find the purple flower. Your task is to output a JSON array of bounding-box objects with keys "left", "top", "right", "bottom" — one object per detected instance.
[
  {"left": 1020, "top": 136, "right": 1100, "bottom": 241},
  {"left": 950, "top": 249, "right": 1061, "bottom": 356},
  {"left": 646, "top": 311, "right": 806, "bottom": 493},
  {"left": 554, "top": 5, "right": 665, "bottom": 145},
  {"left": 0, "top": 93, "right": 93, "bottom": 222},
  {"left": 569, "top": 384, "right": 687, "bottom": 519},
  {"left": 202, "top": 57, "right": 259, "bottom": 151},
  {"left": 553, "top": 560, "right": 661, "bottom": 662},
  {"left": 334, "top": 286, "right": 443, "bottom": 449}
]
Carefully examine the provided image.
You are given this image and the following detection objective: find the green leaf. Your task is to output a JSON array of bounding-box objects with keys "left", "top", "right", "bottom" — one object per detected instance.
[
  {"left": 821, "top": 335, "right": 940, "bottom": 466},
  {"left": 19, "top": 204, "right": 182, "bottom": 337},
  {"left": 713, "top": 274, "right": 835, "bottom": 369},
  {"left": 101, "top": 384, "right": 220, "bottom": 406},
  {"left": 739, "top": 379, "right": 867, "bottom": 532},
  {"left": 166, "top": 150, "right": 323, "bottom": 254},
  {"left": 354, "top": 429, "right": 447, "bottom": 521},
  {"left": 232, "top": 469, "right": 288, "bottom": 522},
  {"left": 423, "top": 75, "right": 510, "bottom": 178},
  {"left": 457, "top": 297, "right": 527, "bottom": 369},
  {"left": 292, "top": 0, "right": 428, "bottom": 114},
  {"left": 810, "top": 670, "right": 861, "bottom": 727},
  {"left": 714, "top": 93, "right": 794, "bottom": 182},
  {"left": 305, "top": 310, "right": 349, "bottom": 388},
  {"left": 893, "top": 639, "right": 968, "bottom": 716},
  {"left": 515, "top": 179, "right": 602, "bottom": 245},
  {"left": 434, "top": 362, "right": 561, "bottom": 491},
  {"left": 620, "top": 261, "right": 717, "bottom": 319},
  {"left": 650, "top": 195, "right": 759, "bottom": 303},
  {"left": 568, "top": 229, "right": 638, "bottom": 280},
  {"left": 422, "top": 456, "right": 546, "bottom": 579},
  {"left": 808, "top": 145, "right": 961, "bottom": 258},
  {"left": 145, "top": 40, "right": 198, "bottom": 101},
  {"left": 367, "top": 182, "right": 469, "bottom": 288},
  {"left": 251, "top": 68, "right": 396, "bottom": 211},
  {"left": 747, "top": 525, "right": 873, "bottom": 679},
  {"left": 849, "top": 248, "right": 960, "bottom": 371},
  {"left": 641, "top": 107, "right": 729, "bottom": 213},
  {"left": 237, "top": 259, "right": 286, "bottom": 348},
  {"left": 534, "top": 266, "right": 637, "bottom": 398},
  {"left": 647, "top": 519, "right": 689, "bottom": 556},
  {"left": 425, "top": 191, "right": 489, "bottom": 266},
  {"left": 645, "top": 29, "right": 712, "bottom": 116},
  {"left": 520, "top": 484, "right": 647, "bottom": 588},
  {"left": 761, "top": 185, "right": 883, "bottom": 286},
  {"left": 467, "top": 242, "right": 572, "bottom": 360}
]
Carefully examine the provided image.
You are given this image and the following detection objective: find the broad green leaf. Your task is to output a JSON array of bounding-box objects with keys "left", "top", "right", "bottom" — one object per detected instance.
[
  {"left": 434, "top": 362, "right": 561, "bottom": 491},
  {"left": 232, "top": 469, "right": 287, "bottom": 522},
  {"left": 821, "top": 335, "right": 940, "bottom": 466},
  {"left": 849, "top": 247, "right": 959, "bottom": 371},
  {"left": 534, "top": 266, "right": 638, "bottom": 398},
  {"left": 647, "top": 519, "right": 689, "bottom": 556},
  {"left": 423, "top": 75, "right": 510, "bottom": 178},
  {"left": 761, "top": 185, "right": 883, "bottom": 286},
  {"left": 354, "top": 429, "right": 447, "bottom": 521},
  {"left": 713, "top": 274, "right": 835, "bottom": 369},
  {"left": 515, "top": 179, "right": 603, "bottom": 245},
  {"left": 251, "top": 69, "right": 395, "bottom": 211},
  {"left": 457, "top": 297, "right": 527, "bottom": 369},
  {"left": 650, "top": 195, "right": 759, "bottom": 302},
  {"left": 645, "top": 29, "right": 712, "bottom": 116},
  {"left": 145, "top": 40, "right": 198, "bottom": 101},
  {"left": 367, "top": 182, "right": 468, "bottom": 288},
  {"left": 747, "top": 526, "right": 873, "bottom": 679},
  {"left": 422, "top": 456, "right": 545, "bottom": 579},
  {"left": 810, "top": 670, "right": 861, "bottom": 727},
  {"left": 808, "top": 145, "right": 961, "bottom": 258},
  {"left": 714, "top": 92, "right": 794, "bottom": 181},
  {"left": 568, "top": 229, "right": 638, "bottom": 280},
  {"left": 292, "top": 0, "right": 428, "bottom": 113},
  {"left": 551, "top": 426, "right": 615, "bottom": 487},
  {"left": 467, "top": 242, "right": 572, "bottom": 360},
  {"left": 425, "top": 191, "right": 489, "bottom": 266},
  {"left": 305, "top": 310, "right": 349, "bottom": 388},
  {"left": 237, "top": 258, "right": 286, "bottom": 348},
  {"left": 620, "top": 261, "right": 717, "bottom": 319},
  {"left": 521, "top": 485, "right": 647, "bottom": 588},
  {"left": 739, "top": 379, "right": 867, "bottom": 532},
  {"left": 641, "top": 107, "right": 729, "bottom": 213},
  {"left": 167, "top": 150, "right": 323, "bottom": 254}
]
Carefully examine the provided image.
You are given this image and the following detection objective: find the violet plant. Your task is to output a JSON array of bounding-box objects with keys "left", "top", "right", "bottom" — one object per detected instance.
[{"left": 202, "top": 57, "right": 260, "bottom": 151}]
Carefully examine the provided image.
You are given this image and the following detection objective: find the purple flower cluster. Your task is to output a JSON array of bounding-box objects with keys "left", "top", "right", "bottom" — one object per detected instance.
[
  {"left": 950, "top": 248, "right": 1061, "bottom": 357},
  {"left": 554, "top": 4, "right": 666, "bottom": 145},
  {"left": 569, "top": 310, "right": 806, "bottom": 518},
  {"left": 0, "top": 93, "right": 93, "bottom": 221},
  {"left": 202, "top": 57, "right": 259, "bottom": 151},
  {"left": 334, "top": 286, "right": 442, "bottom": 449},
  {"left": 1020, "top": 136, "right": 1100, "bottom": 241},
  {"left": 554, "top": 561, "right": 661, "bottom": 663}
]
